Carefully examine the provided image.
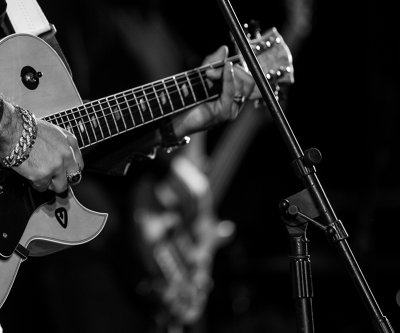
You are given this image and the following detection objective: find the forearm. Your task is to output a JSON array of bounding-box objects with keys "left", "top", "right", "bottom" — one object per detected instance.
[{"left": 0, "top": 99, "right": 21, "bottom": 158}]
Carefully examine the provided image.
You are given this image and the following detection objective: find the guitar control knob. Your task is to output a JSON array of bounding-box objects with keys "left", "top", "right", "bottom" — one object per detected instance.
[{"left": 21, "top": 66, "right": 43, "bottom": 90}]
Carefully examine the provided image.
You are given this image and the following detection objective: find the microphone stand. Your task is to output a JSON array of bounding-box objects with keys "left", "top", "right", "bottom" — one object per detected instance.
[{"left": 215, "top": 0, "right": 395, "bottom": 332}]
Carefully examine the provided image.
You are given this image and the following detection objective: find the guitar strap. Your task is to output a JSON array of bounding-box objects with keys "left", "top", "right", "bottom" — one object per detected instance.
[{"left": 4, "top": 0, "right": 72, "bottom": 74}]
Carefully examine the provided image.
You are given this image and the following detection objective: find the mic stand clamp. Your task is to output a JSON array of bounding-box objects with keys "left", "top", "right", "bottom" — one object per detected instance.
[{"left": 279, "top": 192, "right": 320, "bottom": 333}]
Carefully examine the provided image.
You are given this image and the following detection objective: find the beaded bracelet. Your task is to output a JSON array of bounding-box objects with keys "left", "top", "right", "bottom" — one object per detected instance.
[{"left": 2, "top": 106, "right": 38, "bottom": 168}]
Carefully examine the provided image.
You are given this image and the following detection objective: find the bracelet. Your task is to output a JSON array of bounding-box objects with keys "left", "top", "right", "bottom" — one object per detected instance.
[
  {"left": 2, "top": 106, "right": 38, "bottom": 168},
  {"left": 159, "top": 118, "right": 190, "bottom": 154}
]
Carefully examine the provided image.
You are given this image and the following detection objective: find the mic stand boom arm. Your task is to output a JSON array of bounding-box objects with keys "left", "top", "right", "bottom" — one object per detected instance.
[{"left": 216, "top": 0, "right": 394, "bottom": 332}]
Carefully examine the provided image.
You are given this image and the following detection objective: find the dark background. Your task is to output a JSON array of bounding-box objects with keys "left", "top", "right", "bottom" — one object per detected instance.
[{"left": 1, "top": 0, "right": 400, "bottom": 332}]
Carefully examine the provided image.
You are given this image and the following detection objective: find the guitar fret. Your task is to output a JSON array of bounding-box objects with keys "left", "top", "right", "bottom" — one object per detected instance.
[
  {"left": 161, "top": 79, "right": 175, "bottom": 113},
  {"left": 133, "top": 87, "right": 152, "bottom": 123},
  {"left": 68, "top": 110, "right": 86, "bottom": 145},
  {"left": 108, "top": 96, "right": 127, "bottom": 131},
  {"left": 45, "top": 114, "right": 59, "bottom": 126},
  {"left": 99, "top": 98, "right": 119, "bottom": 137},
  {"left": 127, "top": 91, "right": 142, "bottom": 125},
  {"left": 175, "top": 74, "right": 195, "bottom": 106},
  {"left": 172, "top": 76, "right": 185, "bottom": 108},
  {"left": 57, "top": 113, "right": 67, "bottom": 131},
  {"left": 95, "top": 100, "right": 112, "bottom": 137},
  {"left": 152, "top": 83, "right": 164, "bottom": 117},
  {"left": 83, "top": 105, "right": 99, "bottom": 142},
  {"left": 82, "top": 105, "right": 97, "bottom": 143},
  {"left": 165, "top": 77, "right": 184, "bottom": 111},
  {"left": 185, "top": 72, "right": 197, "bottom": 102},
  {"left": 115, "top": 93, "right": 134, "bottom": 129},
  {"left": 76, "top": 106, "right": 95, "bottom": 146},
  {"left": 196, "top": 68, "right": 209, "bottom": 99},
  {"left": 188, "top": 70, "right": 208, "bottom": 101},
  {"left": 143, "top": 86, "right": 154, "bottom": 119},
  {"left": 63, "top": 110, "right": 85, "bottom": 147},
  {"left": 143, "top": 84, "right": 163, "bottom": 119},
  {"left": 104, "top": 97, "right": 120, "bottom": 134},
  {"left": 127, "top": 91, "right": 144, "bottom": 126},
  {"left": 88, "top": 103, "right": 105, "bottom": 140}
]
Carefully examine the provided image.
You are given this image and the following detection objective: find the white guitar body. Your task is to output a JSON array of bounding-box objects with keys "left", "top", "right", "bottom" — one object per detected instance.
[{"left": 0, "top": 34, "right": 108, "bottom": 308}]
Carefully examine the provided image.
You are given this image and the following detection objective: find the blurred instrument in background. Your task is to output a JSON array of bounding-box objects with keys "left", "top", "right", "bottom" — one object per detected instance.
[{"left": 131, "top": 26, "right": 294, "bottom": 329}]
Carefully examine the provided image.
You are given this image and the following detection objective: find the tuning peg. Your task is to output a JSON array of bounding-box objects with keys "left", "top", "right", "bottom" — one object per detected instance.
[{"left": 243, "top": 19, "right": 261, "bottom": 39}]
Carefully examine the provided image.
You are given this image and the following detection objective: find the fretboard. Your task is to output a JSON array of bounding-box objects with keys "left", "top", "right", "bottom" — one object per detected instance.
[{"left": 42, "top": 61, "right": 233, "bottom": 149}]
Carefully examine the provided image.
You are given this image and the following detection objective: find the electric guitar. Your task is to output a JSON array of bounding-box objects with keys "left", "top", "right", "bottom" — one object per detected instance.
[
  {"left": 131, "top": 27, "right": 294, "bottom": 325},
  {"left": 0, "top": 28, "right": 292, "bottom": 309}
]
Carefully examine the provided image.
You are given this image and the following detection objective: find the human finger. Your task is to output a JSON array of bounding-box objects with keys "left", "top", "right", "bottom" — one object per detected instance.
[
  {"left": 31, "top": 177, "right": 52, "bottom": 192},
  {"left": 48, "top": 173, "right": 69, "bottom": 193},
  {"left": 62, "top": 129, "right": 85, "bottom": 170},
  {"left": 232, "top": 64, "right": 256, "bottom": 100},
  {"left": 204, "top": 46, "right": 228, "bottom": 80}
]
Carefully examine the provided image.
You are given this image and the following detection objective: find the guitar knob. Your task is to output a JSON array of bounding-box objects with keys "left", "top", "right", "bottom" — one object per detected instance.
[{"left": 21, "top": 66, "right": 43, "bottom": 90}]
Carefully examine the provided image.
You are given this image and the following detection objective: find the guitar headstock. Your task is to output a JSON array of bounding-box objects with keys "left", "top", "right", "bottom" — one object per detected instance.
[{"left": 239, "top": 25, "right": 294, "bottom": 90}]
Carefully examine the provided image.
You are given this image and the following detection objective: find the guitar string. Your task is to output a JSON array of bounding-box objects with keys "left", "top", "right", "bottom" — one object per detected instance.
[
  {"left": 55, "top": 93, "right": 219, "bottom": 149},
  {"left": 67, "top": 96, "right": 218, "bottom": 149},
  {"left": 45, "top": 80, "right": 214, "bottom": 142},
  {"left": 47, "top": 76, "right": 215, "bottom": 131},
  {"left": 42, "top": 50, "right": 281, "bottom": 146},
  {"left": 49, "top": 64, "right": 278, "bottom": 132},
  {"left": 44, "top": 56, "right": 241, "bottom": 123},
  {"left": 48, "top": 71, "right": 278, "bottom": 149},
  {"left": 44, "top": 46, "right": 281, "bottom": 129},
  {"left": 43, "top": 38, "right": 279, "bottom": 124}
]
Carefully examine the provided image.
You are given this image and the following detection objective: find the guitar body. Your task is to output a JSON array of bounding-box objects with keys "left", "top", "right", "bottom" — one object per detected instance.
[{"left": 0, "top": 34, "right": 108, "bottom": 307}]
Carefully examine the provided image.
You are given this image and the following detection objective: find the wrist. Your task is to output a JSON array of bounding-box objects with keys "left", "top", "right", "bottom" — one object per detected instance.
[
  {"left": 0, "top": 101, "right": 22, "bottom": 158},
  {"left": 0, "top": 101, "right": 37, "bottom": 169},
  {"left": 159, "top": 117, "right": 190, "bottom": 154}
]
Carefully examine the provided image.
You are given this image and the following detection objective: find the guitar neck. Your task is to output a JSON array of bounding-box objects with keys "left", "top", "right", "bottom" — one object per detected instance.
[{"left": 42, "top": 56, "right": 241, "bottom": 149}]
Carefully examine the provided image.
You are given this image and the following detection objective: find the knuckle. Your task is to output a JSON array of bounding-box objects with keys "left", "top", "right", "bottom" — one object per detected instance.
[
  {"left": 55, "top": 183, "right": 68, "bottom": 193},
  {"left": 68, "top": 134, "right": 79, "bottom": 146},
  {"left": 53, "top": 155, "right": 65, "bottom": 170},
  {"left": 32, "top": 169, "right": 50, "bottom": 183},
  {"left": 60, "top": 146, "right": 73, "bottom": 159}
]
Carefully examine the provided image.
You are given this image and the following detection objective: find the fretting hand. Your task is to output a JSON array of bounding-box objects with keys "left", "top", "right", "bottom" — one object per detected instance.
[{"left": 171, "top": 45, "right": 258, "bottom": 138}]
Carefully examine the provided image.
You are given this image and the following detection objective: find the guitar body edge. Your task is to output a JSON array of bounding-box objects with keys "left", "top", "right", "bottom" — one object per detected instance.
[
  {"left": 0, "top": 33, "right": 107, "bottom": 308},
  {"left": 24, "top": 188, "right": 108, "bottom": 257}
]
